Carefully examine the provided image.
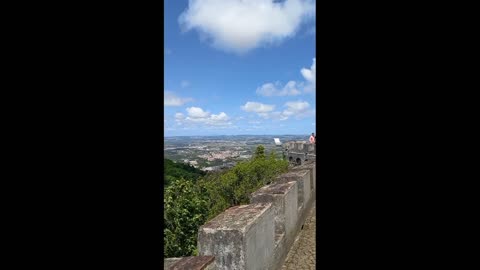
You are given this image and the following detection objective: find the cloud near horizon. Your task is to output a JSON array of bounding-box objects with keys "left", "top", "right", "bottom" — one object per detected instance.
[
  {"left": 175, "top": 106, "right": 232, "bottom": 127},
  {"left": 165, "top": 91, "right": 193, "bottom": 106},
  {"left": 178, "top": 0, "right": 315, "bottom": 54}
]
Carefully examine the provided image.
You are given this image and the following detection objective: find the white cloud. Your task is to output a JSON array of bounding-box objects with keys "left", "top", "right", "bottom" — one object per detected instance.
[
  {"left": 178, "top": 107, "right": 232, "bottom": 127},
  {"left": 268, "top": 111, "right": 289, "bottom": 121},
  {"left": 210, "top": 112, "right": 229, "bottom": 122},
  {"left": 256, "top": 81, "right": 301, "bottom": 96},
  {"left": 301, "top": 58, "right": 316, "bottom": 92},
  {"left": 301, "top": 58, "right": 315, "bottom": 83},
  {"left": 175, "top": 112, "right": 185, "bottom": 120},
  {"left": 285, "top": 100, "right": 310, "bottom": 112},
  {"left": 282, "top": 100, "right": 314, "bottom": 119},
  {"left": 256, "top": 57, "right": 316, "bottom": 96},
  {"left": 165, "top": 91, "right": 193, "bottom": 106},
  {"left": 179, "top": 0, "right": 315, "bottom": 54},
  {"left": 253, "top": 100, "right": 313, "bottom": 121},
  {"left": 186, "top": 106, "right": 210, "bottom": 118},
  {"left": 255, "top": 111, "right": 287, "bottom": 121},
  {"left": 181, "top": 80, "right": 190, "bottom": 88},
  {"left": 240, "top": 101, "right": 275, "bottom": 113}
]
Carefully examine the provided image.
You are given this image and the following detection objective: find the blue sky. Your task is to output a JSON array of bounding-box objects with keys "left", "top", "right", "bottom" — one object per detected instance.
[{"left": 164, "top": 0, "right": 316, "bottom": 136}]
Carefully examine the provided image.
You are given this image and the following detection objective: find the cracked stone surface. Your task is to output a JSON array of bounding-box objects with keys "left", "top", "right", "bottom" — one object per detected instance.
[{"left": 281, "top": 204, "right": 316, "bottom": 270}]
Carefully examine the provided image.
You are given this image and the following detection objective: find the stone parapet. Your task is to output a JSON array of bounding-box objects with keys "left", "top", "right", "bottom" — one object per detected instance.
[
  {"left": 284, "top": 141, "right": 316, "bottom": 165},
  {"left": 168, "top": 256, "right": 215, "bottom": 270},
  {"left": 164, "top": 160, "right": 316, "bottom": 270},
  {"left": 290, "top": 161, "right": 316, "bottom": 192},
  {"left": 198, "top": 203, "right": 275, "bottom": 270},
  {"left": 250, "top": 181, "right": 298, "bottom": 270},
  {"left": 275, "top": 170, "right": 311, "bottom": 216},
  {"left": 164, "top": 258, "right": 183, "bottom": 270}
]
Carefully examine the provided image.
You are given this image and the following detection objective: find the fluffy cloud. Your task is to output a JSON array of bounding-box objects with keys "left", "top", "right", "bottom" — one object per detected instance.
[
  {"left": 256, "top": 81, "right": 301, "bottom": 96},
  {"left": 186, "top": 106, "right": 210, "bottom": 118},
  {"left": 240, "top": 101, "right": 275, "bottom": 113},
  {"left": 256, "top": 57, "right": 316, "bottom": 96},
  {"left": 175, "top": 112, "right": 185, "bottom": 120},
  {"left": 211, "top": 112, "right": 229, "bottom": 122},
  {"left": 176, "top": 107, "right": 232, "bottom": 127},
  {"left": 164, "top": 91, "right": 193, "bottom": 106},
  {"left": 283, "top": 100, "right": 310, "bottom": 117},
  {"left": 301, "top": 58, "right": 316, "bottom": 92},
  {"left": 243, "top": 100, "right": 313, "bottom": 120},
  {"left": 263, "top": 111, "right": 289, "bottom": 121},
  {"left": 179, "top": 0, "right": 315, "bottom": 54}
]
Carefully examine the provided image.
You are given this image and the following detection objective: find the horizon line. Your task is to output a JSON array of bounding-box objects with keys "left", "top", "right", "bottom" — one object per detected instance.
[{"left": 164, "top": 134, "right": 312, "bottom": 137}]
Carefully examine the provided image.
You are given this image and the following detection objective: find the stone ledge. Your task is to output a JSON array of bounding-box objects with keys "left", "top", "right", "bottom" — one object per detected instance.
[
  {"left": 192, "top": 160, "right": 316, "bottom": 270},
  {"left": 200, "top": 203, "right": 272, "bottom": 233},
  {"left": 290, "top": 162, "right": 316, "bottom": 191},
  {"left": 164, "top": 258, "right": 182, "bottom": 270},
  {"left": 169, "top": 256, "right": 215, "bottom": 270},
  {"left": 198, "top": 202, "right": 275, "bottom": 270},
  {"left": 275, "top": 170, "right": 310, "bottom": 210}
]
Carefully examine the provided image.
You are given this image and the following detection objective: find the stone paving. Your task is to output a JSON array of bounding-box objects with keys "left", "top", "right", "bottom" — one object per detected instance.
[{"left": 281, "top": 204, "right": 316, "bottom": 270}]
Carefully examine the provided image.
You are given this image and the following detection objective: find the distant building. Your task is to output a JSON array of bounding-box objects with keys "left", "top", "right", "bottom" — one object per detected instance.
[{"left": 283, "top": 141, "right": 316, "bottom": 166}]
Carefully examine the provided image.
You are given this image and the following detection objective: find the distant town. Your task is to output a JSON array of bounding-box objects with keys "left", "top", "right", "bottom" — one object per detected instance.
[{"left": 164, "top": 135, "right": 308, "bottom": 172}]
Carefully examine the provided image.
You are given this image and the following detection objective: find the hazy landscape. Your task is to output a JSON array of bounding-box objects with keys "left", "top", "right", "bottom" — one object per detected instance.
[{"left": 164, "top": 135, "right": 307, "bottom": 171}]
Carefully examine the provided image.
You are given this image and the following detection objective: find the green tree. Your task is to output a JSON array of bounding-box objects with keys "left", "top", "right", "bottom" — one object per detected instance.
[
  {"left": 254, "top": 145, "right": 266, "bottom": 159},
  {"left": 164, "top": 158, "right": 205, "bottom": 186},
  {"left": 164, "top": 177, "right": 208, "bottom": 257},
  {"left": 163, "top": 153, "right": 289, "bottom": 258},
  {"left": 269, "top": 150, "right": 277, "bottom": 160}
]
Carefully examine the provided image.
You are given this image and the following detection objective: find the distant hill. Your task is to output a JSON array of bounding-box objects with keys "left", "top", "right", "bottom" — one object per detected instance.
[{"left": 164, "top": 158, "right": 206, "bottom": 186}]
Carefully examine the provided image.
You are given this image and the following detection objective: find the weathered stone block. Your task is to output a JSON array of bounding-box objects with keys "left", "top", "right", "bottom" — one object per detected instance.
[
  {"left": 164, "top": 258, "right": 182, "bottom": 270},
  {"left": 276, "top": 170, "right": 311, "bottom": 212},
  {"left": 198, "top": 203, "right": 275, "bottom": 270},
  {"left": 250, "top": 181, "right": 298, "bottom": 242},
  {"left": 297, "top": 143, "right": 304, "bottom": 151},
  {"left": 290, "top": 161, "right": 316, "bottom": 192},
  {"left": 168, "top": 256, "right": 215, "bottom": 270},
  {"left": 250, "top": 181, "right": 299, "bottom": 270}
]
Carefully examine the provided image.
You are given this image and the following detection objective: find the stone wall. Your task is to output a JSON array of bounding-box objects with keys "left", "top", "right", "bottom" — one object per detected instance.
[
  {"left": 164, "top": 158, "right": 316, "bottom": 270},
  {"left": 284, "top": 141, "right": 316, "bottom": 166}
]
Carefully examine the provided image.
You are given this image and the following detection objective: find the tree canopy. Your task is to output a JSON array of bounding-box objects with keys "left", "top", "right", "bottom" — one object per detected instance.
[
  {"left": 164, "top": 158, "right": 205, "bottom": 186},
  {"left": 164, "top": 146, "right": 288, "bottom": 258}
]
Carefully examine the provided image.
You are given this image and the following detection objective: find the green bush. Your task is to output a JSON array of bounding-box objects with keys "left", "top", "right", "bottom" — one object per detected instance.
[
  {"left": 163, "top": 146, "right": 289, "bottom": 258},
  {"left": 164, "top": 158, "right": 205, "bottom": 186},
  {"left": 164, "top": 177, "right": 208, "bottom": 257}
]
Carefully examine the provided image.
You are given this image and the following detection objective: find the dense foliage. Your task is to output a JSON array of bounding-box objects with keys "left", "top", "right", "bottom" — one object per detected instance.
[
  {"left": 164, "top": 177, "right": 208, "bottom": 257},
  {"left": 164, "top": 158, "right": 206, "bottom": 186},
  {"left": 164, "top": 146, "right": 288, "bottom": 257}
]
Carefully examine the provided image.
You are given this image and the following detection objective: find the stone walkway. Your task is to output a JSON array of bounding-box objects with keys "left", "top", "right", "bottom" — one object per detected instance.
[{"left": 281, "top": 204, "right": 316, "bottom": 270}]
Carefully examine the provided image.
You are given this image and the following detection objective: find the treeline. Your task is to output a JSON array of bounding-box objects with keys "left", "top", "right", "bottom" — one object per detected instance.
[
  {"left": 164, "top": 145, "right": 288, "bottom": 258},
  {"left": 164, "top": 158, "right": 206, "bottom": 186}
]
